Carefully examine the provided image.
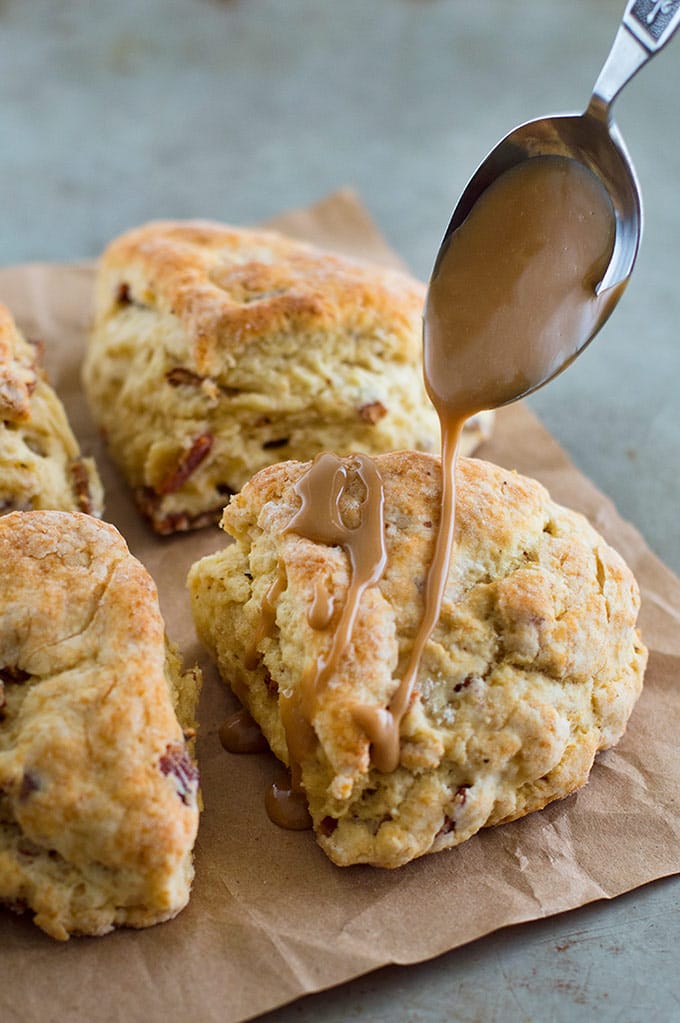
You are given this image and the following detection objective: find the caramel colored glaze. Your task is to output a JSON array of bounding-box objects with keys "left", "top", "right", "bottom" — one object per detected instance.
[
  {"left": 280, "top": 689, "right": 317, "bottom": 769},
  {"left": 245, "top": 562, "right": 287, "bottom": 670},
  {"left": 285, "top": 452, "right": 387, "bottom": 704},
  {"left": 219, "top": 709, "right": 269, "bottom": 754},
  {"left": 265, "top": 776, "right": 312, "bottom": 831},
  {"left": 261, "top": 155, "right": 619, "bottom": 811},
  {"left": 307, "top": 578, "right": 335, "bottom": 630},
  {"left": 352, "top": 418, "right": 465, "bottom": 772},
  {"left": 263, "top": 453, "right": 387, "bottom": 830}
]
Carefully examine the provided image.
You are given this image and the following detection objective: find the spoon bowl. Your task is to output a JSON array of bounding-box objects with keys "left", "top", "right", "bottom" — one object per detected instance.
[{"left": 443, "top": 110, "right": 641, "bottom": 297}]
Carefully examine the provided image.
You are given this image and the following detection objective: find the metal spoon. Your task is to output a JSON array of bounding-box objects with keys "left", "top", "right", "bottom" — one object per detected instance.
[{"left": 429, "top": 0, "right": 680, "bottom": 389}]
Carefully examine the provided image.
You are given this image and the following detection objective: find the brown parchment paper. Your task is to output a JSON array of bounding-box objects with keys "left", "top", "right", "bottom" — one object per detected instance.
[{"left": 0, "top": 190, "right": 679, "bottom": 1023}]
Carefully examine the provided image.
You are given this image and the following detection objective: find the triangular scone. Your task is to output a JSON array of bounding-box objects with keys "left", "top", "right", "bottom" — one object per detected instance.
[
  {"left": 84, "top": 220, "right": 492, "bottom": 534},
  {"left": 0, "top": 302, "right": 103, "bottom": 516},
  {"left": 189, "top": 452, "right": 646, "bottom": 869},
  {"left": 0, "top": 511, "right": 201, "bottom": 939}
]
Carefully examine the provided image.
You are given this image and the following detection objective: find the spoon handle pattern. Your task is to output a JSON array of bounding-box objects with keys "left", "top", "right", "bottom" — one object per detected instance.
[{"left": 626, "top": 0, "right": 680, "bottom": 49}]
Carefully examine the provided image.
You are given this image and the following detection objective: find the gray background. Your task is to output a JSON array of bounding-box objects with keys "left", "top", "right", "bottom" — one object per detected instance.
[{"left": 1, "top": 1, "right": 678, "bottom": 1020}]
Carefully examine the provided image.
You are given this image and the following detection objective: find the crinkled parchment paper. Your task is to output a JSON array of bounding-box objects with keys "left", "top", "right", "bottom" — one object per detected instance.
[{"left": 0, "top": 191, "right": 678, "bottom": 1023}]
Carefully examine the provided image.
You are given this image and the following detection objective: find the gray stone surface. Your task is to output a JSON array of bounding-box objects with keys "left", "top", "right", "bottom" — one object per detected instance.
[{"left": 1, "top": 1, "right": 678, "bottom": 1020}]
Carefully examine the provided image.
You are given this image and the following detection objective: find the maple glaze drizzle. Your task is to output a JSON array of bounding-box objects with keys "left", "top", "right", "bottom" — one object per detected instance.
[
  {"left": 219, "top": 708, "right": 269, "bottom": 754},
  {"left": 265, "top": 776, "right": 312, "bottom": 831},
  {"left": 352, "top": 418, "right": 465, "bottom": 772},
  {"left": 248, "top": 155, "right": 617, "bottom": 827},
  {"left": 307, "top": 578, "right": 335, "bottom": 631},
  {"left": 244, "top": 562, "right": 287, "bottom": 670},
  {"left": 284, "top": 452, "right": 387, "bottom": 712},
  {"left": 252, "top": 453, "right": 388, "bottom": 828},
  {"left": 276, "top": 454, "right": 389, "bottom": 822}
]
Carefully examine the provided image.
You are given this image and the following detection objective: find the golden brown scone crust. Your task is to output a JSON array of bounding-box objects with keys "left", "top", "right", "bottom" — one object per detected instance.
[
  {"left": 84, "top": 220, "right": 489, "bottom": 534},
  {"left": 0, "top": 511, "right": 201, "bottom": 939},
  {"left": 0, "top": 303, "right": 36, "bottom": 421},
  {"left": 189, "top": 452, "right": 646, "bottom": 868},
  {"left": 0, "top": 302, "right": 103, "bottom": 517}
]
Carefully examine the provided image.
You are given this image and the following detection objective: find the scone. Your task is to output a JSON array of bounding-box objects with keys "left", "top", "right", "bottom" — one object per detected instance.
[
  {"left": 189, "top": 451, "right": 646, "bottom": 869},
  {"left": 0, "top": 511, "right": 201, "bottom": 939},
  {"left": 83, "top": 219, "right": 491, "bottom": 534},
  {"left": 0, "top": 302, "right": 103, "bottom": 516}
]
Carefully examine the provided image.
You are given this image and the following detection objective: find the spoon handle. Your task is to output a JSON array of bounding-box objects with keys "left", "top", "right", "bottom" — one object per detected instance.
[{"left": 589, "top": 0, "right": 680, "bottom": 116}]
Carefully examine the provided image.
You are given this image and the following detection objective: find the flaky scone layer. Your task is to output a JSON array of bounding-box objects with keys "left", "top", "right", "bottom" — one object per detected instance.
[
  {"left": 0, "top": 303, "right": 103, "bottom": 518},
  {"left": 0, "top": 512, "right": 201, "bottom": 939},
  {"left": 189, "top": 452, "right": 646, "bottom": 868},
  {"left": 84, "top": 220, "right": 490, "bottom": 534}
]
